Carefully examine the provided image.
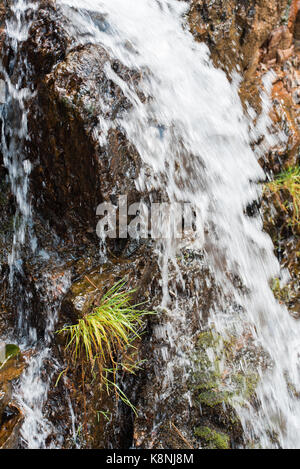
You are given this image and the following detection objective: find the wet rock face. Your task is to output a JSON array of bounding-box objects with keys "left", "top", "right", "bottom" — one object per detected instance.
[
  {"left": 57, "top": 249, "right": 159, "bottom": 449},
  {"left": 0, "top": 0, "right": 298, "bottom": 450},
  {"left": 22, "top": 4, "right": 143, "bottom": 242},
  {"left": 295, "top": 9, "right": 300, "bottom": 46},
  {"left": 28, "top": 79, "right": 102, "bottom": 239},
  {"left": 2, "top": 0, "right": 144, "bottom": 244},
  {"left": 24, "top": 1, "right": 67, "bottom": 76},
  {"left": 189, "top": 0, "right": 287, "bottom": 75},
  {"left": 131, "top": 249, "right": 248, "bottom": 450},
  {"left": 0, "top": 0, "right": 150, "bottom": 448}
]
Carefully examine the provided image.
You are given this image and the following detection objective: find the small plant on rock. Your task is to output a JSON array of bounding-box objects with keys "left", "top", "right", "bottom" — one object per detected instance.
[
  {"left": 265, "top": 166, "right": 300, "bottom": 227},
  {"left": 57, "top": 279, "right": 152, "bottom": 414}
]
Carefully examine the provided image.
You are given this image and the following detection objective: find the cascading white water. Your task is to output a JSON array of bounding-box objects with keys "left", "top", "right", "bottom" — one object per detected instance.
[
  {"left": 0, "top": 0, "right": 299, "bottom": 449},
  {"left": 56, "top": 0, "right": 300, "bottom": 449},
  {"left": 0, "top": 0, "right": 37, "bottom": 293},
  {"left": 0, "top": 0, "right": 73, "bottom": 449},
  {"left": 15, "top": 269, "right": 71, "bottom": 449}
]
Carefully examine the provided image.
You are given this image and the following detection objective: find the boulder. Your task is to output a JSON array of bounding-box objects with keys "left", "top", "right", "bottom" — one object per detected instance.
[
  {"left": 263, "top": 26, "right": 293, "bottom": 62},
  {"left": 0, "top": 348, "right": 25, "bottom": 449}
]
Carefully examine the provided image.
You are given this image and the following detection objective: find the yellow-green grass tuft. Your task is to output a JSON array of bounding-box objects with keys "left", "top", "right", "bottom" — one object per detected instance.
[
  {"left": 265, "top": 166, "right": 300, "bottom": 226},
  {"left": 58, "top": 279, "right": 153, "bottom": 410}
]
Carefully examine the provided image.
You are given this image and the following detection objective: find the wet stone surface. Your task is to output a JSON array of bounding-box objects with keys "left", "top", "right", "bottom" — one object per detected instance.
[{"left": 0, "top": 0, "right": 298, "bottom": 449}]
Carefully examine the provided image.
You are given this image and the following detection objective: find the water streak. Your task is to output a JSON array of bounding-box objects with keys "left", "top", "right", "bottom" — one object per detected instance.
[{"left": 0, "top": 1, "right": 72, "bottom": 448}]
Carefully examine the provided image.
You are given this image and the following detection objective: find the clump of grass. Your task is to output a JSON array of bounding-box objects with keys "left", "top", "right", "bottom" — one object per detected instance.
[
  {"left": 59, "top": 280, "right": 146, "bottom": 370},
  {"left": 265, "top": 167, "right": 300, "bottom": 226},
  {"left": 57, "top": 279, "right": 152, "bottom": 413}
]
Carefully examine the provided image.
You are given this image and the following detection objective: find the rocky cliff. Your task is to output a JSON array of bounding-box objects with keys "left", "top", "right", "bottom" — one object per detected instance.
[{"left": 0, "top": 0, "right": 299, "bottom": 449}]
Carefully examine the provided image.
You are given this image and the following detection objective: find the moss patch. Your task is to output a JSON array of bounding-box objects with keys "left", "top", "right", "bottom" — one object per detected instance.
[
  {"left": 194, "top": 426, "right": 230, "bottom": 450},
  {"left": 198, "top": 390, "right": 229, "bottom": 408},
  {"left": 193, "top": 330, "right": 259, "bottom": 406},
  {"left": 190, "top": 328, "right": 261, "bottom": 448}
]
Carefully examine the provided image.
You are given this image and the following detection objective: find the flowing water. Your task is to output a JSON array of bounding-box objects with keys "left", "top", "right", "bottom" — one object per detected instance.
[
  {"left": 0, "top": 0, "right": 72, "bottom": 448},
  {"left": 1, "top": 0, "right": 300, "bottom": 449},
  {"left": 0, "top": 0, "right": 36, "bottom": 294}
]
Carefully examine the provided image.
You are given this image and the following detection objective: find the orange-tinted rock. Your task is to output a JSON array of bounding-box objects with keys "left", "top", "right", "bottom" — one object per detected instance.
[
  {"left": 263, "top": 26, "right": 293, "bottom": 62},
  {"left": 0, "top": 0, "right": 5, "bottom": 33},
  {"left": 277, "top": 45, "right": 294, "bottom": 63},
  {"left": 0, "top": 354, "right": 25, "bottom": 449},
  {"left": 189, "top": 0, "right": 287, "bottom": 75},
  {"left": 0, "top": 404, "right": 23, "bottom": 449},
  {"left": 289, "top": 0, "right": 300, "bottom": 33},
  {"left": 188, "top": 0, "right": 288, "bottom": 110}
]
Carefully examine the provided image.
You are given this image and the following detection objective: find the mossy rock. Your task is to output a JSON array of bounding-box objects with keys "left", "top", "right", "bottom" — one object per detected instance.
[
  {"left": 198, "top": 331, "right": 220, "bottom": 350},
  {"left": 198, "top": 390, "right": 229, "bottom": 408},
  {"left": 190, "top": 328, "right": 261, "bottom": 447},
  {"left": 194, "top": 426, "right": 230, "bottom": 450},
  {"left": 193, "top": 329, "right": 259, "bottom": 405},
  {"left": 231, "top": 372, "right": 259, "bottom": 402},
  {"left": 271, "top": 276, "right": 299, "bottom": 314}
]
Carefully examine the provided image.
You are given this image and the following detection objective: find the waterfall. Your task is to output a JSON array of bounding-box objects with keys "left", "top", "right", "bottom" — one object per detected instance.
[
  {"left": 1, "top": 0, "right": 299, "bottom": 449},
  {"left": 0, "top": 0, "right": 37, "bottom": 323},
  {"left": 0, "top": 0, "right": 72, "bottom": 448},
  {"left": 57, "top": 0, "right": 300, "bottom": 448}
]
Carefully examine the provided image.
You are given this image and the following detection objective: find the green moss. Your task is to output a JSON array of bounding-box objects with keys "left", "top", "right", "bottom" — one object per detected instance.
[
  {"left": 193, "top": 329, "right": 259, "bottom": 404},
  {"left": 198, "top": 390, "right": 229, "bottom": 408},
  {"left": 271, "top": 277, "right": 296, "bottom": 306},
  {"left": 231, "top": 372, "right": 259, "bottom": 402},
  {"left": 194, "top": 331, "right": 223, "bottom": 384},
  {"left": 194, "top": 426, "right": 230, "bottom": 450},
  {"left": 5, "top": 344, "right": 20, "bottom": 360},
  {"left": 198, "top": 331, "right": 219, "bottom": 349},
  {"left": 191, "top": 328, "right": 260, "bottom": 447},
  {"left": 195, "top": 381, "right": 216, "bottom": 391},
  {"left": 265, "top": 166, "right": 300, "bottom": 227}
]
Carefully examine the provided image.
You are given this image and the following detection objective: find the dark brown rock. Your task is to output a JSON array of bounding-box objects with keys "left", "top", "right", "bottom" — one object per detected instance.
[
  {"left": 295, "top": 7, "right": 300, "bottom": 48},
  {"left": 22, "top": 3, "right": 144, "bottom": 244},
  {"left": 0, "top": 403, "right": 23, "bottom": 449}
]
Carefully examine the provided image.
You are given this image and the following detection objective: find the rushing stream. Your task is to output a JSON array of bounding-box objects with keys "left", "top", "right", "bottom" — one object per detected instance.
[{"left": 0, "top": 0, "right": 300, "bottom": 449}]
